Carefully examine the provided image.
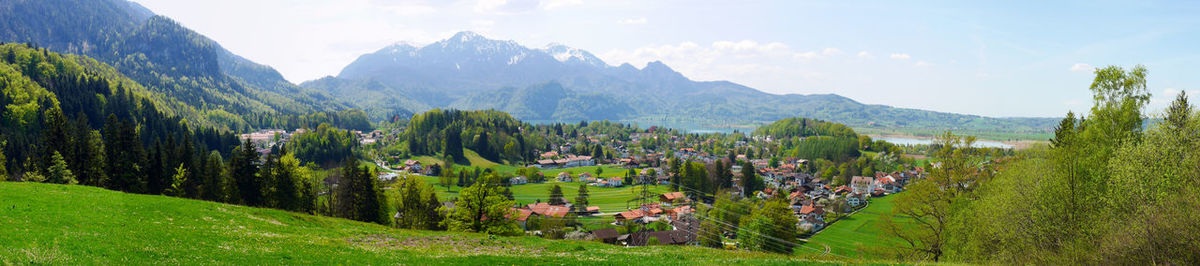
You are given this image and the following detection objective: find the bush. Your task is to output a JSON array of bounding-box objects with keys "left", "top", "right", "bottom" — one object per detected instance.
[
  {"left": 564, "top": 230, "right": 594, "bottom": 241},
  {"left": 647, "top": 236, "right": 661, "bottom": 246}
]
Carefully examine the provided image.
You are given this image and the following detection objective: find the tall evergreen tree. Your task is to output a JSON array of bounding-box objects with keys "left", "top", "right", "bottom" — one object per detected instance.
[
  {"left": 573, "top": 184, "right": 590, "bottom": 212},
  {"left": 0, "top": 140, "right": 7, "bottom": 181},
  {"left": 146, "top": 141, "right": 167, "bottom": 194},
  {"left": 103, "top": 115, "right": 145, "bottom": 193},
  {"left": 230, "top": 139, "right": 261, "bottom": 205},
  {"left": 741, "top": 161, "right": 762, "bottom": 196},
  {"left": 200, "top": 151, "right": 225, "bottom": 202},
  {"left": 72, "top": 116, "right": 105, "bottom": 186},
  {"left": 443, "top": 125, "right": 464, "bottom": 163},
  {"left": 46, "top": 151, "right": 76, "bottom": 185},
  {"left": 548, "top": 184, "right": 565, "bottom": 205},
  {"left": 474, "top": 131, "right": 491, "bottom": 160},
  {"left": 259, "top": 145, "right": 279, "bottom": 207},
  {"left": 40, "top": 108, "right": 72, "bottom": 174},
  {"left": 273, "top": 151, "right": 302, "bottom": 211},
  {"left": 1166, "top": 91, "right": 1192, "bottom": 132}
]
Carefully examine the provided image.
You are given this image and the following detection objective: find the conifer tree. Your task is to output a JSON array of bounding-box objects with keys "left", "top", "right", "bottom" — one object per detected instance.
[
  {"left": 201, "top": 151, "right": 225, "bottom": 202},
  {"left": 230, "top": 139, "right": 261, "bottom": 205},
  {"left": 273, "top": 151, "right": 302, "bottom": 211},
  {"left": 72, "top": 116, "right": 106, "bottom": 187},
  {"left": 548, "top": 184, "right": 565, "bottom": 205},
  {"left": 0, "top": 140, "right": 7, "bottom": 181},
  {"left": 46, "top": 151, "right": 76, "bottom": 185},
  {"left": 574, "top": 184, "right": 590, "bottom": 212}
]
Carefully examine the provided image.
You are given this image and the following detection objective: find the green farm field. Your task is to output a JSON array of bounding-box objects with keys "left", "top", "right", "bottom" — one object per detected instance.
[
  {"left": 797, "top": 195, "right": 908, "bottom": 259},
  {"left": 0, "top": 182, "right": 858, "bottom": 264}
]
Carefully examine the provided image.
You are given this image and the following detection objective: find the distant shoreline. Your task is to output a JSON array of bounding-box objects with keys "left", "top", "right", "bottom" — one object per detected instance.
[{"left": 867, "top": 134, "right": 1047, "bottom": 150}]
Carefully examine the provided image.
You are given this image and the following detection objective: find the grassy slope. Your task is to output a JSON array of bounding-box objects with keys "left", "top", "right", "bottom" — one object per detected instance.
[
  {"left": 410, "top": 148, "right": 667, "bottom": 214},
  {"left": 0, "top": 182, "right": 857, "bottom": 265},
  {"left": 423, "top": 176, "right": 673, "bottom": 214},
  {"left": 798, "top": 195, "right": 906, "bottom": 259}
]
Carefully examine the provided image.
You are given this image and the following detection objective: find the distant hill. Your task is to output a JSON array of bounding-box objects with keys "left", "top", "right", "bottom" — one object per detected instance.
[
  {"left": 0, "top": 182, "right": 850, "bottom": 264},
  {"left": 307, "top": 31, "right": 1058, "bottom": 136},
  {"left": 0, "top": 0, "right": 346, "bottom": 130}
]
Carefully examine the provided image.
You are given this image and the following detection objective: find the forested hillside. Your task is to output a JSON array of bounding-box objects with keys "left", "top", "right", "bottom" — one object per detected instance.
[
  {"left": 871, "top": 66, "right": 1200, "bottom": 264},
  {"left": 403, "top": 109, "right": 530, "bottom": 164},
  {"left": 0, "top": 0, "right": 347, "bottom": 130},
  {"left": 0, "top": 43, "right": 240, "bottom": 187}
]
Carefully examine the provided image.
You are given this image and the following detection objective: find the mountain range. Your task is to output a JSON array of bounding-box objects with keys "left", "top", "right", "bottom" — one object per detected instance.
[
  {"left": 0, "top": 0, "right": 1056, "bottom": 136},
  {"left": 306, "top": 31, "right": 1058, "bottom": 135}
]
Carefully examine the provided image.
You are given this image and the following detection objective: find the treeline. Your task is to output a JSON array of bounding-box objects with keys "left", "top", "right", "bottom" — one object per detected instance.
[
  {"left": 881, "top": 66, "right": 1200, "bottom": 264},
  {"left": 0, "top": 43, "right": 391, "bottom": 226},
  {"left": 752, "top": 117, "right": 857, "bottom": 139},
  {"left": 0, "top": 43, "right": 240, "bottom": 180},
  {"left": 753, "top": 117, "right": 863, "bottom": 162},
  {"left": 404, "top": 109, "right": 530, "bottom": 163},
  {"left": 663, "top": 158, "right": 752, "bottom": 203},
  {"left": 245, "top": 109, "right": 372, "bottom": 132},
  {"left": 286, "top": 123, "right": 361, "bottom": 167}
]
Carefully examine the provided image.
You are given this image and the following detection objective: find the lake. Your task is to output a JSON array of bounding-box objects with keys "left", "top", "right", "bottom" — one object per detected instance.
[{"left": 878, "top": 137, "right": 1012, "bottom": 149}]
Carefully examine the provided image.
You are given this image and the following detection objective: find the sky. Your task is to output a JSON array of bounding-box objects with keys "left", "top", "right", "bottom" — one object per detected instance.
[{"left": 130, "top": 0, "right": 1200, "bottom": 118}]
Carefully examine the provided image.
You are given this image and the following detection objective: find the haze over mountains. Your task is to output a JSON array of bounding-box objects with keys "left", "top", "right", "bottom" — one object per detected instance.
[
  {"left": 0, "top": 0, "right": 1055, "bottom": 135},
  {"left": 307, "top": 31, "right": 1056, "bottom": 134}
]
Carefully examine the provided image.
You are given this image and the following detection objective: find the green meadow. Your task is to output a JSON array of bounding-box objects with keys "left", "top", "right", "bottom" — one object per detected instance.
[{"left": 0, "top": 182, "right": 855, "bottom": 265}]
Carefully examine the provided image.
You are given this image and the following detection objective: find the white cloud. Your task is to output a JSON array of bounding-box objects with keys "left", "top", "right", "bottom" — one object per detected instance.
[
  {"left": 474, "top": 0, "right": 541, "bottom": 14},
  {"left": 382, "top": 2, "right": 437, "bottom": 16},
  {"left": 793, "top": 51, "right": 818, "bottom": 60},
  {"left": 471, "top": 19, "right": 496, "bottom": 26},
  {"left": 1069, "top": 63, "right": 1094, "bottom": 72},
  {"left": 618, "top": 17, "right": 647, "bottom": 24},
  {"left": 540, "top": 0, "right": 582, "bottom": 10},
  {"left": 599, "top": 39, "right": 837, "bottom": 90},
  {"left": 713, "top": 40, "right": 789, "bottom": 53},
  {"left": 856, "top": 51, "right": 873, "bottom": 59},
  {"left": 915, "top": 61, "right": 934, "bottom": 67},
  {"left": 889, "top": 53, "right": 911, "bottom": 60}
]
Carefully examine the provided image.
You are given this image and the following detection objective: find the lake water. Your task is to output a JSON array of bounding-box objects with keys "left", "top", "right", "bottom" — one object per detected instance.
[{"left": 878, "top": 137, "right": 1012, "bottom": 149}]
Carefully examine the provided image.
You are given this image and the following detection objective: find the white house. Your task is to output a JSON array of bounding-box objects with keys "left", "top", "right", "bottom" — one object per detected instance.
[
  {"left": 510, "top": 176, "right": 528, "bottom": 185},
  {"left": 846, "top": 193, "right": 865, "bottom": 207}
]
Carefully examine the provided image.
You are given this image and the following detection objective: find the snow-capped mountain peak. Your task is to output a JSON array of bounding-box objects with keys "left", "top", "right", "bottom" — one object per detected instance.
[{"left": 541, "top": 43, "right": 607, "bottom": 68}]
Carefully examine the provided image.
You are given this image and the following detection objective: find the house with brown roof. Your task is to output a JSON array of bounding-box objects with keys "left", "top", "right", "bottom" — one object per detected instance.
[
  {"left": 526, "top": 202, "right": 570, "bottom": 218},
  {"left": 583, "top": 206, "right": 601, "bottom": 215},
  {"left": 591, "top": 228, "right": 620, "bottom": 244},
  {"left": 659, "top": 192, "right": 686, "bottom": 204},
  {"left": 852, "top": 176, "right": 874, "bottom": 194},
  {"left": 615, "top": 209, "right": 648, "bottom": 223}
]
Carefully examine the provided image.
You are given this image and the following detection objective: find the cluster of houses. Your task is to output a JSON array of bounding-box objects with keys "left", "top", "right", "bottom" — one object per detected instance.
[
  {"left": 551, "top": 172, "right": 625, "bottom": 187},
  {"left": 533, "top": 151, "right": 596, "bottom": 169},
  {"left": 239, "top": 129, "right": 300, "bottom": 155},
  {"left": 511, "top": 202, "right": 600, "bottom": 230},
  {"left": 587, "top": 191, "right": 698, "bottom": 246},
  {"left": 758, "top": 168, "right": 924, "bottom": 233},
  {"left": 240, "top": 128, "right": 384, "bottom": 155}
]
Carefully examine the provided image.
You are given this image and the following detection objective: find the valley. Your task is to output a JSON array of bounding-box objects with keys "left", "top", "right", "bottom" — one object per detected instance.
[{"left": 0, "top": 0, "right": 1195, "bottom": 265}]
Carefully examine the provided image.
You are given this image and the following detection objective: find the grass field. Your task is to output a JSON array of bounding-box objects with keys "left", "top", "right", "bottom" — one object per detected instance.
[
  {"left": 797, "top": 195, "right": 907, "bottom": 259},
  {"left": 400, "top": 149, "right": 630, "bottom": 178},
  {"left": 0, "top": 182, "right": 867, "bottom": 264},
  {"left": 421, "top": 176, "right": 673, "bottom": 214}
]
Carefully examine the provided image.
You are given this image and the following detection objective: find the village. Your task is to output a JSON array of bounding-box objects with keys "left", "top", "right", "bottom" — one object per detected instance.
[
  {"left": 369, "top": 125, "right": 926, "bottom": 248},
  {"left": 239, "top": 117, "right": 926, "bottom": 249}
]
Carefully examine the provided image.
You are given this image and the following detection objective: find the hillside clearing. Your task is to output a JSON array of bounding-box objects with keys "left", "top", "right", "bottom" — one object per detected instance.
[{"left": 0, "top": 182, "right": 852, "bottom": 264}]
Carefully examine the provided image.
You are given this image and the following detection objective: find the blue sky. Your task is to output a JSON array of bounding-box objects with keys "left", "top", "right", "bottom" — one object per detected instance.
[{"left": 131, "top": 0, "right": 1200, "bottom": 117}]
